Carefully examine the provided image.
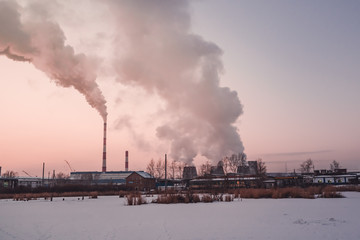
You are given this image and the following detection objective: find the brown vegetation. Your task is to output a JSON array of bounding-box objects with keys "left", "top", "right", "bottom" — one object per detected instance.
[
  {"left": 3, "top": 185, "right": 351, "bottom": 202},
  {"left": 201, "top": 194, "right": 213, "bottom": 203},
  {"left": 318, "top": 186, "right": 344, "bottom": 198},
  {"left": 153, "top": 192, "right": 235, "bottom": 204},
  {"left": 89, "top": 191, "right": 98, "bottom": 199},
  {"left": 231, "top": 186, "right": 344, "bottom": 199},
  {"left": 334, "top": 185, "right": 360, "bottom": 192},
  {"left": 125, "top": 193, "right": 147, "bottom": 205}
]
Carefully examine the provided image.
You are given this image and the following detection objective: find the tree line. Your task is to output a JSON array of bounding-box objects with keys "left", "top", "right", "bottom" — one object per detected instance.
[{"left": 299, "top": 159, "right": 341, "bottom": 174}]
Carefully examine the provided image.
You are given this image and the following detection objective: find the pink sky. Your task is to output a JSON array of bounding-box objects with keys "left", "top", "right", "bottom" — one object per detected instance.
[{"left": 1, "top": 1, "right": 359, "bottom": 177}]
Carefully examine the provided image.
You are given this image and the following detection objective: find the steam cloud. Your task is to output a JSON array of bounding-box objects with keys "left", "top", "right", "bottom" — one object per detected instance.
[
  {"left": 0, "top": 1, "right": 107, "bottom": 121},
  {"left": 0, "top": 0, "right": 244, "bottom": 165},
  {"left": 107, "top": 0, "right": 244, "bottom": 164}
]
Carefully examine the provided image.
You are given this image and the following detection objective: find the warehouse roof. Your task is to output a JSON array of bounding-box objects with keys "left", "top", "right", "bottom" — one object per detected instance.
[{"left": 134, "top": 171, "right": 154, "bottom": 179}]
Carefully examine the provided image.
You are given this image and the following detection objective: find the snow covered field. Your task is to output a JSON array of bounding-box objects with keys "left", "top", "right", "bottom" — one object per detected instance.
[{"left": 1, "top": 192, "right": 360, "bottom": 240}]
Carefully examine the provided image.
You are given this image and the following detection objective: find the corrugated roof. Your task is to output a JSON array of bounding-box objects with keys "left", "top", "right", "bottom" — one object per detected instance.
[
  {"left": 70, "top": 171, "right": 132, "bottom": 174},
  {"left": 134, "top": 171, "right": 154, "bottom": 179},
  {"left": 70, "top": 171, "right": 154, "bottom": 180}
]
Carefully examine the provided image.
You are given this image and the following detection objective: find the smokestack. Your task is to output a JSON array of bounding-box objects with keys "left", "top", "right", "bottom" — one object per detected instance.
[
  {"left": 102, "top": 122, "right": 107, "bottom": 172},
  {"left": 42, "top": 162, "right": 45, "bottom": 185},
  {"left": 0, "top": 166, "right": 2, "bottom": 177},
  {"left": 125, "top": 151, "right": 129, "bottom": 171},
  {"left": 165, "top": 154, "right": 167, "bottom": 190}
]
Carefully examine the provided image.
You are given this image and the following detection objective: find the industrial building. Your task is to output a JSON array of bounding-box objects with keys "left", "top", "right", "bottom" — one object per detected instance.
[
  {"left": 126, "top": 171, "right": 156, "bottom": 191},
  {"left": 189, "top": 175, "right": 259, "bottom": 190},
  {"left": 210, "top": 161, "right": 225, "bottom": 176},
  {"left": 237, "top": 161, "right": 258, "bottom": 175},
  {"left": 70, "top": 171, "right": 137, "bottom": 185},
  {"left": 0, "top": 177, "right": 44, "bottom": 189},
  {"left": 183, "top": 166, "right": 198, "bottom": 179}
]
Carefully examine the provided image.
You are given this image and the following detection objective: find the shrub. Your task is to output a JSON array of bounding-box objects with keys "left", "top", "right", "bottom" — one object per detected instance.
[
  {"left": 336, "top": 185, "right": 360, "bottom": 192},
  {"left": 211, "top": 193, "right": 224, "bottom": 201},
  {"left": 185, "top": 192, "right": 200, "bottom": 203},
  {"left": 154, "top": 192, "right": 201, "bottom": 204},
  {"left": 155, "top": 194, "right": 186, "bottom": 204},
  {"left": 224, "top": 195, "right": 234, "bottom": 202},
  {"left": 238, "top": 188, "right": 316, "bottom": 199},
  {"left": 89, "top": 192, "right": 98, "bottom": 199},
  {"left": 319, "top": 186, "right": 344, "bottom": 198},
  {"left": 233, "top": 189, "right": 241, "bottom": 199},
  {"left": 239, "top": 189, "right": 272, "bottom": 199},
  {"left": 126, "top": 193, "right": 146, "bottom": 205},
  {"left": 13, "top": 194, "right": 24, "bottom": 201},
  {"left": 119, "top": 191, "right": 126, "bottom": 198},
  {"left": 201, "top": 194, "right": 213, "bottom": 203}
]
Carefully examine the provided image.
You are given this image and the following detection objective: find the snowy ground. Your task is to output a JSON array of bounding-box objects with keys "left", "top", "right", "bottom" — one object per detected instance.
[{"left": 1, "top": 192, "right": 360, "bottom": 240}]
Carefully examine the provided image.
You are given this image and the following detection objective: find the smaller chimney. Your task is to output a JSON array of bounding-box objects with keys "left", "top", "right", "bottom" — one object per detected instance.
[
  {"left": 125, "top": 151, "right": 129, "bottom": 171},
  {"left": 0, "top": 166, "right": 2, "bottom": 177},
  {"left": 165, "top": 154, "right": 167, "bottom": 190},
  {"left": 42, "top": 162, "right": 45, "bottom": 185}
]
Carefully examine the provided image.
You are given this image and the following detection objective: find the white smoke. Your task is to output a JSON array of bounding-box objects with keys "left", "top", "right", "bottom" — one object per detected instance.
[
  {"left": 0, "top": 0, "right": 244, "bottom": 165},
  {"left": 107, "top": 0, "right": 244, "bottom": 164},
  {"left": 0, "top": 0, "right": 107, "bottom": 121}
]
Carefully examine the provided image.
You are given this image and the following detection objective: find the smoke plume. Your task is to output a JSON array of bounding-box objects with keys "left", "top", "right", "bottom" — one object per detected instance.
[
  {"left": 107, "top": 0, "right": 244, "bottom": 164},
  {"left": 0, "top": 0, "right": 107, "bottom": 121}
]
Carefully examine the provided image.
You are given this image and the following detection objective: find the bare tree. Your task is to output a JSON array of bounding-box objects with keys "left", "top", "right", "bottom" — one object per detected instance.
[
  {"left": 56, "top": 172, "right": 68, "bottom": 179},
  {"left": 227, "top": 153, "right": 247, "bottom": 173},
  {"left": 299, "top": 158, "right": 314, "bottom": 173},
  {"left": 155, "top": 158, "right": 165, "bottom": 179},
  {"left": 222, "top": 157, "right": 229, "bottom": 174},
  {"left": 146, "top": 159, "right": 155, "bottom": 177},
  {"left": 2, "top": 170, "right": 18, "bottom": 178},
  {"left": 168, "top": 161, "right": 177, "bottom": 179},
  {"left": 176, "top": 162, "right": 186, "bottom": 179},
  {"left": 256, "top": 158, "right": 267, "bottom": 177},
  {"left": 239, "top": 152, "right": 247, "bottom": 166},
  {"left": 199, "top": 161, "right": 212, "bottom": 176},
  {"left": 330, "top": 160, "right": 340, "bottom": 171}
]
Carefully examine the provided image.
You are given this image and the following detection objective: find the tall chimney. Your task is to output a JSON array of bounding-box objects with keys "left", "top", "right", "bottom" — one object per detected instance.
[
  {"left": 165, "top": 154, "right": 167, "bottom": 190},
  {"left": 125, "top": 151, "right": 129, "bottom": 171},
  {"left": 42, "top": 162, "right": 45, "bottom": 185},
  {"left": 102, "top": 122, "right": 107, "bottom": 172}
]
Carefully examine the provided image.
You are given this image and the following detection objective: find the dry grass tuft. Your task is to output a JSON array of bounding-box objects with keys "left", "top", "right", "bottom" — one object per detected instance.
[
  {"left": 126, "top": 193, "right": 147, "bottom": 205},
  {"left": 224, "top": 194, "right": 234, "bottom": 202},
  {"left": 89, "top": 192, "right": 98, "bottom": 199},
  {"left": 201, "top": 194, "right": 213, "bottom": 203},
  {"left": 319, "top": 186, "right": 344, "bottom": 198}
]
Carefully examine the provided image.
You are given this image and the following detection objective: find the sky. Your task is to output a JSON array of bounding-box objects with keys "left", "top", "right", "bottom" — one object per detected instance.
[{"left": 0, "top": 0, "right": 359, "bottom": 177}]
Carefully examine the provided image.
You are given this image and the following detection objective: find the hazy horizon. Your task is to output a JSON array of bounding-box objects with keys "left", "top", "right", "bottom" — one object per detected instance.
[{"left": 1, "top": 0, "right": 359, "bottom": 177}]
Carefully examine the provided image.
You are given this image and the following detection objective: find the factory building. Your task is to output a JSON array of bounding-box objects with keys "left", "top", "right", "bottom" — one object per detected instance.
[
  {"left": 237, "top": 160, "right": 258, "bottom": 175},
  {"left": 0, "top": 177, "right": 18, "bottom": 189},
  {"left": 126, "top": 171, "right": 156, "bottom": 191},
  {"left": 210, "top": 161, "right": 225, "bottom": 176},
  {"left": 0, "top": 177, "right": 44, "bottom": 189},
  {"left": 70, "top": 171, "right": 133, "bottom": 185},
  {"left": 183, "top": 166, "right": 198, "bottom": 179},
  {"left": 69, "top": 171, "right": 156, "bottom": 189},
  {"left": 17, "top": 177, "right": 43, "bottom": 188}
]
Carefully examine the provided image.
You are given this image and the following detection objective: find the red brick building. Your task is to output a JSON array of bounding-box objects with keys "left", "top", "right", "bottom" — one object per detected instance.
[{"left": 126, "top": 171, "right": 155, "bottom": 191}]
